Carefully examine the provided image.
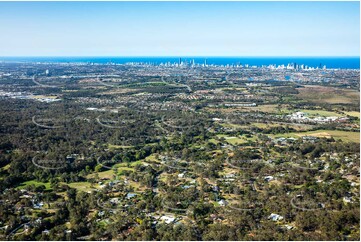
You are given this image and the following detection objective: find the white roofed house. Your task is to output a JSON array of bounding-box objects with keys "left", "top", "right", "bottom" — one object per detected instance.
[
  {"left": 218, "top": 199, "right": 228, "bottom": 207},
  {"left": 343, "top": 196, "right": 353, "bottom": 203},
  {"left": 160, "top": 215, "right": 176, "bottom": 224},
  {"left": 294, "top": 111, "right": 305, "bottom": 118},
  {"left": 264, "top": 175, "right": 274, "bottom": 182},
  {"left": 178, "top": 172, "right": 185, "bottom": 178},
  {"left": 268, "top": 213, "right": 283, "bottom": 221}
]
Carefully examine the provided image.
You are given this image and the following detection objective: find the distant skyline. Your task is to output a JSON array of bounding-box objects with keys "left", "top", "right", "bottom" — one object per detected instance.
[{"left": 0, "top": 1, "right": 359, "bottom": 57}]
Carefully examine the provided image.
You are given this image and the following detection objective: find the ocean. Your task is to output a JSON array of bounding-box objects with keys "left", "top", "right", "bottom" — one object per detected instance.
[{"left": 0, "top": 56, "right": 359, "bottom": 69}]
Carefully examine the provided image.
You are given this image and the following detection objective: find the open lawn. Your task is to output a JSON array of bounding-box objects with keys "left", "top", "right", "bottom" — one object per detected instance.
[
  {"left": 115, "top": 160, "right": 143, "bottom": 167},
  {"left": 343, "top": 111, "right": 360, "bottom": 118},
  {"left": 65, "top": 182, "right": 98, "bottom": 192},
  {"left": 241, "top": 104, "right": 282, "bottom": 113},
  {"left": 87, "top": 169, "right": 115, "bottom": 180},
  {"left": 224, "top": 137, "right": 246, "bottom": 145},
  {"left": 31, "top": 95, "right": 58, "bottom": 99},
  {"left": 87, "top": 165, "right": 136, "bottom": 180},
  {"left": 271, "top": 130, "right": 359, "bottom": 143},
  {"left": 299, "top": 109, "right": 344, "bottom": 117},
  {"left": 205, "top": 104, "right": 289, "bottom": 114},
  {"left": 220, "top": 123, "right": 245, "bottom": 129},
  {"left": 269, "top": 122, "right": 314, "bottom": 131},
  {"left": 296, "top": 130, "right": 360, "bottom": 143},
  {"left": 17, "top": 180, "right": 52, "bottom": 190},
  {"left": 223, "top": 121, "right": 313, "bottom": 131},
  {"left": 145, "top": 154, "right": 160, "bottom": 163},
  {"left": 252, "top": 122, "right": 284, "bottom": 128},
  {"left": 208, "top": 138, "right": 220, "bottom": 145},
  {"left": 297, "top": 85, "right": 360, "bottom": 104},
  {"left": 216, "top": 134, "right": 248, "bottom": 145},
  {"left": 113, "top": 166, "right": 135, "bottom": 172}
]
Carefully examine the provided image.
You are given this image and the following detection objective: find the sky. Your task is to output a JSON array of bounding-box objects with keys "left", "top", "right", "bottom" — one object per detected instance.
[{"left": 0, "top": 1, "right": 359, "bottom": 57}]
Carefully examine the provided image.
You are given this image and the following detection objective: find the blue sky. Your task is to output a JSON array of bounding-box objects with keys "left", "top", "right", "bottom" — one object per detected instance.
[{"left": 0, "top": 1, "right": 359, "bottom": 56}]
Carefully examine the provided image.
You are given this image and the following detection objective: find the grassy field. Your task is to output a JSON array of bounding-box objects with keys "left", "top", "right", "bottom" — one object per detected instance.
[
  {"left": 220, "top": 123, "right": 246, "bottom": 129},
  {"left": 115, "top": 160, "right": 143, "bottom": 167},
  {"left": 299, "top": 109, "right": 344, "bottom": 117},
  {"left": 241, "top": 104, "right": 282, "bottom": 113},
  {"left": 108, "top": 144, "right": 134, "bottom": 149},
  {"left": 65, "top": 182, "right": 98, "bottom": 192},
  {"left": 273, "top": 122, "right": 314, "bottom": 131},
  {"left": 87, "top": 169, "right": 116, "bottom": 180},
  {"left": 224, "top": 137, "right": 246, "bottom": 145},
  {"left": 271, "top": 130, "right": 360, "bottom": 143},
  {"left": 17, "top": 180, "right": 52, "bottom": 190},
  {"left": 87, "top": 164, "right": 136, "bottom": 180},
  {"left": 343, "top": 111, "right": 360, "bottom": 118},
  {"left": 252, "top": 122, "right": 278, "bottom": 128},
  {"left": 297, "top": 130, "right": 360, "bottom": 143},
  {"left": 222, "top": 121, "right": 289, "bottom": 129},
  {"left": 216, "top": 134, "right": 248, "bottom": 145},
  {"left": 144, "top": 154, "right": 160, "bottom": 162},
  {"left": 208, "top": 138, "right": 220, "bottom": 145},
  {"left": 205, "top": 104, "right": 288, "bottom": 114},
  {"left": 297, "top": 85, "right": 360, "bottom": 104},
  {"left": 113, "top": 166, "right": 135, "bottom": 172},
  {"left": 222, "top": 121, "right": 313, "bottom": 131}
]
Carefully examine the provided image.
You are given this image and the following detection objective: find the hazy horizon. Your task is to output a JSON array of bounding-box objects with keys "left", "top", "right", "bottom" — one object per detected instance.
[
  {"left": 0, "top": 1, "right": 359, "bottom": 56},
  {"left": 0, "top": 56, "right": 360, "bottom": 58}
]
